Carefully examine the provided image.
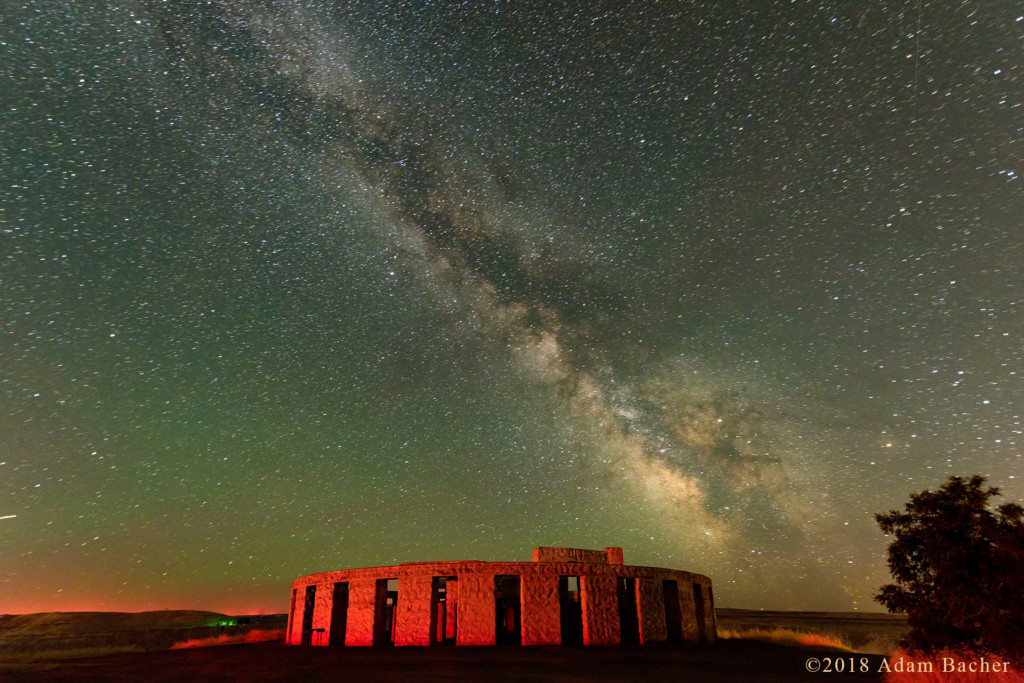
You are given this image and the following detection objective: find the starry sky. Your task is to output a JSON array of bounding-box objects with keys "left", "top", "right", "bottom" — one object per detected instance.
[{"left": 2, "top": 0, "right": 1022, "bottom": 615}]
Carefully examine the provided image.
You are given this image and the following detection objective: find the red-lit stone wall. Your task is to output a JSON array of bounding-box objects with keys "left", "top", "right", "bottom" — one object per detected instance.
[
  {"left": 637, "top": 576, "right": 668, "bottom": 643},
  {"left": 287, "top": 547, "right": 713, "bottom": 648},
  {"left": 311, "top": 585, "right": 333, "bottom": 645},
  {"left": 444, "top": 580, "right": 458, "bottom": 641},
  {"left": 344, "top": 579, "right": 377, "bottom": 647},
  {"left": 286, "top": 588, "right": 301, "bottom": 645},
  {"left": 581, "top": 574, "right": 620, "bottom": 645},
  {"left": 520, "top": 572, "right": 560, "bottom": 645},
  {"left": 455, "top": 568, "right": 496, "bottom": 646},
  {"left": 394, "top": 574, "right": 431, "bottom": 646}
]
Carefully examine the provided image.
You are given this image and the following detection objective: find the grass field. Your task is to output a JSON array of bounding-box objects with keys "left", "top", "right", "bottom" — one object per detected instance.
[
  {"left": 0, "top": 608, "right": 915, "bottom": 681},
  {"left": 715, "top": 608, "right": 908, "bottom": 655},
  {"left": 0, "top": 611, "right": 287, "bottom": 662}
]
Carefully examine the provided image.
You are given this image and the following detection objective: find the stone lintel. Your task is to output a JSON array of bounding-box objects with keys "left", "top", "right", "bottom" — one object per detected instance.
[{"left": 532, "top": 546, "right": 623, "bottom": 565}]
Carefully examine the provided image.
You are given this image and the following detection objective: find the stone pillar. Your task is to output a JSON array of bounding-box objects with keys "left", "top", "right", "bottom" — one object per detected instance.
[
  {"left": 705, "top": 585, "right": 717, "bottom": 643},
  {"left": 680, "top": 580, "right": 699, "bottom": 643},
  {"left": 311, "top": 583, "right": 334, "bottom": 646},
  {"left": 637, "top": 577, "right": 667, "bottom": 643},
  {"left": 456, "top": 571, "right": 496, "bottom": 646},
  {"left": 394, "top": 575, "right": 432, "bottom": 646},
  {"left": 345, "top": 579, "right": 378, "bottom": 646},
  {"left": 582, "top": 574, "right": 620, "bottom": 645},
  {"left": 691, "top": 582, "right": 717, "bottom": 644},
  {"left": 521, "top": 572, "right": 560, "bottom": 645},
  {"left": 286, "top": 587, "right": 300, "bottom": 645},
  {"left": 445, "top": 580, "right": 459, "bottom": 641}
]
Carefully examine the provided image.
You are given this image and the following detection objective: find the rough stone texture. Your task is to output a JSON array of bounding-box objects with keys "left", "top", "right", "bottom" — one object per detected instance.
[
  {"left": 679, "top": 581, "right": 699, "bottom": 644},
  {"left": 581, "top": 575, "right": 620, "bottom": 645},
  {"left": 520, "top": 572, "right": 560, "bottom": 646},
  {"left": 287, "top": 585, "right": 318, "bottom": 646},
  {"left": 444, "top": 580, "right": 458, "bottom": 641},
  {"left": 393, "top": 575, "right": 431, "bottom": 646},
  {"left": 343, "top": 579, "right": 378, "bottom": 647},
  {"left": 287, "top": 547, "right": 713, "bottom": 649},
  {"left": 286, "top": 588, "right": 300, "bottom": 646},
  {"left": 533, "top": 547, "right": 608, "bottom": 564},
  {"left": 455, "top": 570, "right": 495, "bottom": 646},
  {"left": 637, "top": 577, "right": 667, "bottom": 644},
  {"left": 702, "top": 584, "right": 718, "bottom": 644},
  {"left": 311, "top": 583, "right": 334, "bottom": 646},
  {"left": 604, "top": 547, "right": 624, "bottom": 565}
]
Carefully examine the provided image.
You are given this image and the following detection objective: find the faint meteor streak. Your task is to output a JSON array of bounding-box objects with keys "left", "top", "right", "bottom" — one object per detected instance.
[{"left": 0, "top": 514, "right": 16, "bottom": 520}]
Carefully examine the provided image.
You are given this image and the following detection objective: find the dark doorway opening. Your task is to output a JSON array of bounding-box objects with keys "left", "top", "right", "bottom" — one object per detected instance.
[
  {"left": 559, "top": 575, "right": 583, "bottom": 645},
  {"left": 329, "top": 582, "right": 349, "bottom": 646},
  {"left": 692, "top": 583, "right": 706, "bottom": 643},
  {"left": 617, "top": 577, "right": 640, "bottom": 644},
  {"left": 663, "top": 580, "right": 682, "bottom": 642},
  {"left": 430, "top": 576, "right": 458, "bottom": 645},
  {"left": 494, "top": 575, "right": 521, "bottom": 645},
  {"left": 300, "top": 585, "right": 317, "bottom": 646},
  {"left": 373, "top": 578, "right": 398, "bottom": 646}
]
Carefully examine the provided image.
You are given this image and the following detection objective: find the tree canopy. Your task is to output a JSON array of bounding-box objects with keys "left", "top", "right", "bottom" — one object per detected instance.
[{"left": 875, "top": 475, "right": 1024, "bottom": 661}]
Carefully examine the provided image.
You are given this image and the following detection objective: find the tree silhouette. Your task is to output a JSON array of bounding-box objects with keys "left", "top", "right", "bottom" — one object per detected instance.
[{"left": 875, "top": 475, "right": 1024, "bottom": 661}]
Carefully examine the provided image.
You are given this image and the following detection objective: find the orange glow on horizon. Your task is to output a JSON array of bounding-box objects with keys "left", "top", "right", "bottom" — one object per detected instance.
[{"left": 1, "top": 597, "right": 288, "bottom": 616}]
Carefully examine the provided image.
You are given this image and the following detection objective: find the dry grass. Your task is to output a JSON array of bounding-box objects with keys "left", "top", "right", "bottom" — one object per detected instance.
[
  {"left": 715, "top": 608, "right": 908, "bottom": 654},
  {"left": 0, "top": 645, "right": 147, "bottom": 663},
  {"left": 882, "top": 648, "right": 1023, "bottom": 682},
  {"left": 0, "top": 611, "right": 289, "bottom": 663},
  {"left": 170, "top": 628, "right": 286, "bottom": 649},
  {"left": 717, "top": 626, "right": 855, "bottom": 652}
]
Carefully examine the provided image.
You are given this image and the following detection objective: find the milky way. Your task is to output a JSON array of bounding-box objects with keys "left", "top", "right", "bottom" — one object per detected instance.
[{"left": 2, "top": 1, "right": 1022, "bottom": 613}]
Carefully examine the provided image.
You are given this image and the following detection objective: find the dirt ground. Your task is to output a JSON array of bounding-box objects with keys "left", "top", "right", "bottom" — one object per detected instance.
[{"left": 0, "top": 638, "right": 891, "bottom": 682}]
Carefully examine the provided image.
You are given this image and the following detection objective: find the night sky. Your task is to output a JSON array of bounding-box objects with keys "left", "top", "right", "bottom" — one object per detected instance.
[{"left": 2, "top": 1, "right": 1022, "bottom": 615}]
